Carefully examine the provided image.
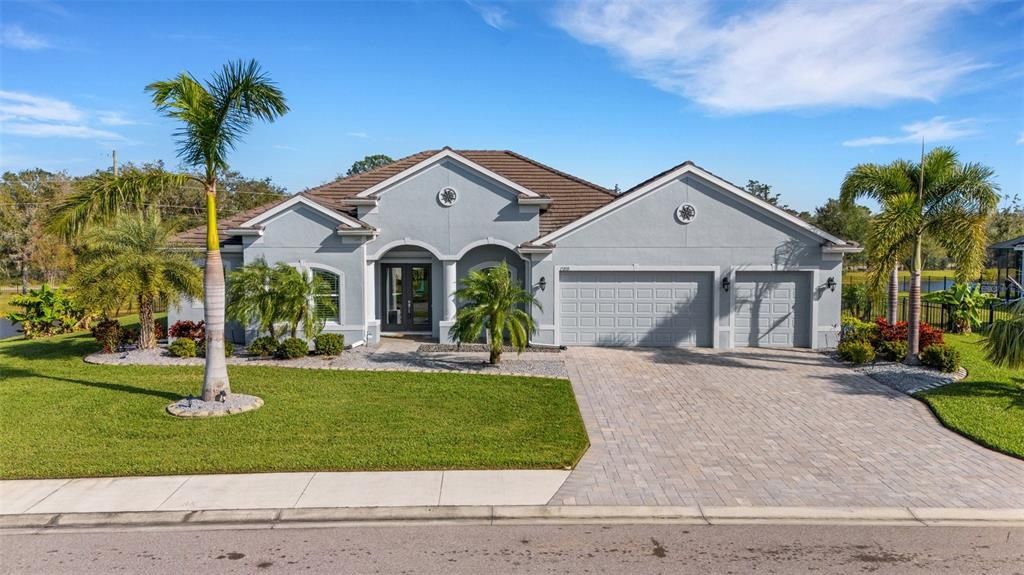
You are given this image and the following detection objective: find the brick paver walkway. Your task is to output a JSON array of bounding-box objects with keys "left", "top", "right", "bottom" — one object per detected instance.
[{"left": 553, "top": 347, "right": 1024, "bottom": 508}]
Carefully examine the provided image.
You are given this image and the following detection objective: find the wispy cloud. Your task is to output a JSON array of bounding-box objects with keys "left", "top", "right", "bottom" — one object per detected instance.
[
  {"left": 0, "top": 90, "right": 131, "bottom": 143},
  {"left": 1018, "top": 132, "right": 1024, "bottom": 145},
  {"left": 345, "top": 131, "right": 368, "bottom": 138},
  {"left": 554, "top": 0, "right": 980, "bottom": 114},
  {"left": 273, "top": 144, "right": 299, "bottom": 151},
  {"left": 466, "top": 1, "right": 511, "bottom": 30},
  {"left": 842, "top": 117, "right": 980, "bottom": 147},
  {"left": 0, "top": 24, "right": 51, "bottom": 50}
]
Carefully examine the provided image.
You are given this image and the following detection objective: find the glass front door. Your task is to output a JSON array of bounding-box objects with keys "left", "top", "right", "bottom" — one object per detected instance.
[{"left": 382, "top": 264, "right": 431, "bottom": 332}]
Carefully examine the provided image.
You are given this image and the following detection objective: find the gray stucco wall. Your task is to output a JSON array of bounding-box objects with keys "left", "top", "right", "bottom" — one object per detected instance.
[
  {"left": 529, "top": 174, "right": 844, "bottom": 349},
  {"left": 240, "top": 205, "right": 367, "bottom": 345},
  {"left": 167, "top": 252, "right": 246, "bottom": 344}
]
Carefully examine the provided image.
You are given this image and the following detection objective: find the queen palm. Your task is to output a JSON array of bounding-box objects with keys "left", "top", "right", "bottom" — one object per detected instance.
[
  {"left": 450, "top": 262, "right": 539, "bottom": 365},
  {"left": 840, "top": 147, "right": 998, "bottom": 361},
  {"left": 225, "top": 258, "right": 284, "bottom": 340},
  {"left": 72, "top": 211, "right": 202, "bottom": 349},
  {"left": 983, "top": 299, "right": 1023, "bottom": 369},
  {"left": 146, "top": 60, "right": 288, "bottom": 401}
]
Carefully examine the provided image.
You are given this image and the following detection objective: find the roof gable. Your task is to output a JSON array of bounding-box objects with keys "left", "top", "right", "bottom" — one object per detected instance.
[{"left": 533, "top": 161, "right": 850, "bottom": 247}]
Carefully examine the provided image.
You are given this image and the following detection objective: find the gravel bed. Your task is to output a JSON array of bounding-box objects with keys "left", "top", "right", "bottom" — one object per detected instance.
[
  {"left": 86, "top": 343, "right": 568, "bottom": 378},
  {"left": 166, "top": 394, "right": 263, "bottom": 418},
  {"left": 418, "top": 343, "right": 561, "bottom": 353},
  {"left": 830, "top": 354, "right": 967, "bottom": 394}
]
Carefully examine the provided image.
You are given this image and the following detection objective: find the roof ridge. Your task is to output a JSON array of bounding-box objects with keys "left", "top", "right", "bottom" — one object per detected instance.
[
  {"left": 497, "top": 150, "right": 617, "bottom": 198},
  {"left": 304, "top": 149, "right": 440, "bottom": 196}
]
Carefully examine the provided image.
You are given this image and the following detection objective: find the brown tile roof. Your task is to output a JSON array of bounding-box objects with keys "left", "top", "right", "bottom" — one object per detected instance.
[{"left": 175, "top": 149, "right": 616, "bottom": 245}]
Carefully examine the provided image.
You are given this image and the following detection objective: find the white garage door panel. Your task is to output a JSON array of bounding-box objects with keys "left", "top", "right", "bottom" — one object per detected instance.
[
  {"left": 733, "top": 271, "right": 809, "bottom": 348},
  {"left": 560, "top": 271, "right": 713, "bottom": 347}
]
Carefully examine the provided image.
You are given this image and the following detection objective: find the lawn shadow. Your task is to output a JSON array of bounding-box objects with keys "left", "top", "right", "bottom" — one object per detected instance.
[
  {"left": 0, "top": 333, "right": 98, "bottom": 362},
  {"left": 2, "top": 367, "right": 182, "bottom": 401},
  {"left": 921, "top": 377, "right": 1024, "bottom": 411}
]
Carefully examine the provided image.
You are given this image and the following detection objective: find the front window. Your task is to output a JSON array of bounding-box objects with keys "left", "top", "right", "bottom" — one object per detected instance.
[{"left": 312, "top": 269, "right": 340, "bottom": 322}]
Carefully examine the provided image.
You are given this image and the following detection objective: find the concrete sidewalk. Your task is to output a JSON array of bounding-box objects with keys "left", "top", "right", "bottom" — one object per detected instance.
[{"left": 0, "top": 471, "right": 570, "bottom": 515}]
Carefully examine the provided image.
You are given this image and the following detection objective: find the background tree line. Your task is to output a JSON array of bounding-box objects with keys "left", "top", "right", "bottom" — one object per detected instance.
[{"left": 0, "top": 163, "right": 287, "bottom": 291}]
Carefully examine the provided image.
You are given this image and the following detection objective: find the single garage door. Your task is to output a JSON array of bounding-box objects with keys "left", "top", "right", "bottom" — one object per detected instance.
[
  {"left": 560, "top": 270, "right": 713, "bottom": 347},
  {"left": 733, "top": 271, "right": 810, "bottom": 348}
]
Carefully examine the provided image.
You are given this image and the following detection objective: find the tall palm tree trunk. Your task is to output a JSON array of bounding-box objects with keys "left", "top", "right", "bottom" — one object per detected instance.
[
  {"left": 887, "top": 264, "right": 899, "bottom": 324},
  {"left": 138, "top": 295, "right": 156, "bottom": 349},
  {"left": 202, "top": 187, "right": 230, "bottom": 401},
  {"left": 906, "top": 234, "right": 923, "bottom": 363}
]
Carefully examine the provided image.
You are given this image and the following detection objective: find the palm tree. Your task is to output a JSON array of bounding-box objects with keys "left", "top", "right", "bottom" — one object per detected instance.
[
  {"left": 983, "top": 299, "right": 1023, "bottom": 369},
  {"left": 48, "top": 168, "right": 191, "bottom": 240},
  {"left": 450, "top": 262, "right": 539, "bottom": 365},
  {"left": 275, "top": 264, "right": 332, "bottom": 340},
  {"left": 840, "top": 147, "right": 999, "bottom": 361},
  {"left": 146, "top": 59, "right": 288, "bottom": 401},
  {"left": 225, "top": 258, "right": 284, "bottom": 340},
  {"left": 72, "top": 211, "right": 202, "bottom": 349}
]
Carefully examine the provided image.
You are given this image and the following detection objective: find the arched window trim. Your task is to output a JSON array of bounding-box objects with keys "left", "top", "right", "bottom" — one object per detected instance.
[
  {"left": 296, "top": 262, "right": 344, "bottom": 325},
  {"left": 468, "top": 260, "right": 519, "bottom": 282}
]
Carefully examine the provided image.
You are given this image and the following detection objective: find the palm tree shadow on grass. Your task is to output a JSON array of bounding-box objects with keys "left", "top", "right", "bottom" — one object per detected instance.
[
  {"left": 0, "top": 335, "right": 99, "bottom": 362},
  {"left": 2, "top": 366, "right": 182, "bottom": 401}
]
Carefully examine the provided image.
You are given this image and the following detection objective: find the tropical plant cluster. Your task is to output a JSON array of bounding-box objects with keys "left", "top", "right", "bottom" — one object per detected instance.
[
  {"left": 168, "top": 320, "right": 235, "bottom": 358},
  {"left": 838, "top": 315, "right": 959, "bottom": 370},
  {"left": 5, "top": 284, "right": 88, "bottom": 338},
  {"left": 450, "top": 262, "right": 539, "bottom": 365},
  {"left": 92, "top": 318, "right": 165, "bottom": 353}
]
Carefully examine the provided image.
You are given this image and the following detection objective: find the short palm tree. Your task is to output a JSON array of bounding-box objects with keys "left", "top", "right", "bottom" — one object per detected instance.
[
  {"left": 225, "top": 258, "right": 284, "bottom": 339},
  {"left": 275, "top": 264, "right": 333, "bottom": 340},
  {"left": 147, "top": 59, "right": 288, "bottom": 401},
  {"left": 72, "top": 212, "right": 202, "bottom": 349},
  {"left": 450, "top": 262, "right": 539, "bottom": 365},
  {"left": 983, "top": 299, "right": 1023, "bottom": 369},
  {"left": 840, "top": 147, "right": 999, "bottom": 361}
]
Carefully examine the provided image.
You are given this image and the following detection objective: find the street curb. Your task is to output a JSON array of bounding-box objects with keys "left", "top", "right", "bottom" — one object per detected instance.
[{"left": 1, "top": 506, "right": 1022, "bottom": 532}]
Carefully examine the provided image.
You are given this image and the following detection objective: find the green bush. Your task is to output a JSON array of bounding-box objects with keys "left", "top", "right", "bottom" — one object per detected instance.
[
  {"left": 920, "top": 344, "right": 961, "bottom": 373},
  {"left": 276, "top": 337, "right": 309, "bottom": 359},
  {"left": 168, "top": 338, "right": 197, "bottom": 358},
  {"left": 247, "top": 336, "right": 278, "bottom": 357},
  {"left": 7, "top": 284, "right": 87, "bottom": 338},
  {"left": 876, "top": 339, "right": 908, "bottom": 362},
  {"left": 196, "top": 338, "right": 234, "bottom": 358},
  {"left": 90, "top": 318, "right": 122, "bottom": 353},
  {"left": 838, "top": 340, "right": 876, "bottom": 364},
  {"left": 315, "top": 333, "right": 345, "bottom": 356},
  {"left": 840, "top": 316, "right": 879, "bottom": 346}
]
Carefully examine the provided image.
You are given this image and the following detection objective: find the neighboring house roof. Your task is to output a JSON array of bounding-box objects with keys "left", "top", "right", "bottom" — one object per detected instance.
[
  {"left": 174, "top": 149, "right": 616, "bottom": 245},
  {"left": 532, "top": 160, "right": 854, "bottom": 249},
  {"left": 991, "top": 234, "right": 1024, "bottom": 251}
]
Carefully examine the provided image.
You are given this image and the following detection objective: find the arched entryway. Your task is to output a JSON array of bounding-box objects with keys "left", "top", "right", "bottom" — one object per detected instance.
[{"left": 375, "top": 245, "right": 441, "bottom": 336}]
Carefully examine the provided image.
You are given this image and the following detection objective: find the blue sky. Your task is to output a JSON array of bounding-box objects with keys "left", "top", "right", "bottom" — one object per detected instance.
[{"left": 1, "top": 0, "right": 1022, "bottom": 213}]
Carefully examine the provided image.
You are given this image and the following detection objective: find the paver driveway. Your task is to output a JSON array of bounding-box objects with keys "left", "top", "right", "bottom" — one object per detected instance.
[{"left": 552, "top": 347, "right": 1024, "bottom": 508}]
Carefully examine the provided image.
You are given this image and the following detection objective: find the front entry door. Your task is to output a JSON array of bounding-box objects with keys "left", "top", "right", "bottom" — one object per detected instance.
[{"left": 382, "top": 264, "right": 432, "bottom": 332}]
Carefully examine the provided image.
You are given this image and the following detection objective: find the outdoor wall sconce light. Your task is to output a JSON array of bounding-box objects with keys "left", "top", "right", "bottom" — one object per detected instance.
[
  {"left": 826, "top": 276, "right": 836, "bottom": 292},
  {"left": 538, "top": 276, "right": 547, "bottom": 291},
  {"left": 721, "top": 276, "right": 731, "bottom": 292}
]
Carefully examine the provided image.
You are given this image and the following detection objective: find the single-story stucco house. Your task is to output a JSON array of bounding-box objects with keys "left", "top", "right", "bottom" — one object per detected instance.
[{"left": 170, "top": 148, "right": 860, "bottom": 349}]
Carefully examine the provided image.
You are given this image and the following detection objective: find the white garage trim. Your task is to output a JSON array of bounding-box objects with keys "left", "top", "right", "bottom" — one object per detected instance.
[
  {"left": 554, "top": 265, "right": 721, "bottom": 348},
  {"left": 728, "top": 268, "right": 817, "bottom": 349}
]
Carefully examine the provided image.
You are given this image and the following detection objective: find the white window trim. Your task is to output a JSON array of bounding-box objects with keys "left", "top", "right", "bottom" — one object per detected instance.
[{"left": 296, "top": 262, "right": 345, "bottom": 326}]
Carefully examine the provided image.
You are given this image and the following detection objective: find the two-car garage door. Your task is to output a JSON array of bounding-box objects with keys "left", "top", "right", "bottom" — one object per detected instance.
[
  {"left": 560, "top": 271, "right": 713, "bottom": 347},
  {"left": 558, "top": 270, "right": 810, "bottom": 348}
]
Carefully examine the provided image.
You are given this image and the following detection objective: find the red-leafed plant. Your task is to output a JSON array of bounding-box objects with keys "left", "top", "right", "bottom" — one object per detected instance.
[
  {"left": 169, "top": 320, "right": 205, "bottom": 341},
  {"left": 875, "top": 317, "right": 943, "bottom": 349}
]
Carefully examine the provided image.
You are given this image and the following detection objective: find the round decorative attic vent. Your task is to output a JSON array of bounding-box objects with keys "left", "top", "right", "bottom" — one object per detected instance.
[
  {"left": 675, "top": 202, "right": 697, "bottom": 224},
  {"left": 438, "top": 186, "right": 458, "bottom": 207}
]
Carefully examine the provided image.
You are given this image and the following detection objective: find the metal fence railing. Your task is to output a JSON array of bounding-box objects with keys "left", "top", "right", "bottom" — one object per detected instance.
[{"left": 843, "top": 296, "right": 1016, "bottom": 331}]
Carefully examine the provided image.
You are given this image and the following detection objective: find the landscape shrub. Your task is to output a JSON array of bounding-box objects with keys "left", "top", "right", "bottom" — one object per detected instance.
[
  {"left": 168, "top": 338, "right": 197, "bottom": 358},
  {"left": 920, "top": 344, "right": 961, "bottom": 373},
  {"left": 314, "top": 333, "right": 345, "bottom": 356},
  {"left": 119, "top": 327, "right": 139, "bottom": 347},
  {"left": 196, "top": 338, "right": 234, "bottom": 358},
  {"left": 840, "top": 316, "right": 879, "bottom": 346},
  {"left": 276, "top": 337, "right": 309, "bottom": 359},
  {"left": 247, "top": 336, "right": 279, "bottom": 357},
  {"left": 876, "top": 339, "right": 908, "bottom": 361},
  {"left": 90, "top": 318, "right": 122, "bottom": 353},
  {"left": 837, "top": 340, "right": 876, "bottom": 364},
  {"left": 6, "top": 284, "right": 87, "bottom": 338},
  {"left": 169, "top": 320, "right": 205, "bottom": 340},
  {"left": 876, "top": 317, "right": 944, "bottom": 349}
]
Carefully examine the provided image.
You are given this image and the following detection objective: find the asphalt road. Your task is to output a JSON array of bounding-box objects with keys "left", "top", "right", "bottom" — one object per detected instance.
[{"left": 2, "top": 523, "right": 1022, "bottom": 574}]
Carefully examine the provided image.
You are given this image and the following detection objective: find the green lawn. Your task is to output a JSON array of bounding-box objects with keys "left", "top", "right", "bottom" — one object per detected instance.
[
  {"left": 0, "top": 328, "right": 589, "bottom": 479},
  {"left": 917, "top": 334, "right": 1023, "bottom": 460}
]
